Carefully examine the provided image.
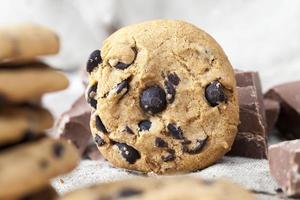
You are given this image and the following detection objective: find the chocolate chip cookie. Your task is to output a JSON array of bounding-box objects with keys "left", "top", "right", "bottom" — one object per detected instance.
[
  {"left": 0, "top": 24, "right": 59, "bottom": 60},
  {"left": 0, "top": 63, "right": 69, "bottom": 103},
  {"left": 0, "top": 138, "right": 79, "bottom": 199},
  {"left": 86, "top": 20, "right": 239, "bottom": 173},
  {"left": 59, "top": 177, "right": 255, "bottom": 200},
  {"left": 0, "top": 105, "right": 53, "bottom": 148}
]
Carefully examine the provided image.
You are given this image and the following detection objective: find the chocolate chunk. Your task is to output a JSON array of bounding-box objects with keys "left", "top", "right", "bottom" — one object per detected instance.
[
  {"left": 52, "top": 142, "right": 64, "bottom": 158},
  {"left": 155, "top": 137, "right": 168, "bottom": 148},
  {"left": 96, "top": 116, "right": 108, "bottom": 134},
  {"left": 182, "top": 138, "right": 207, "bottom": 154},
  {"left": 167, "top": 123, "right": 184, "bottom": 140},
  {"left": 118, "top": 188, "right": 143, "bottom": 197},
  {"left": 116, "top": 143, "right": 141, "bottom": 164},
  {"left": 265, "top": 81, "right": 300, "bottom": 139},
  {"left": 228, "top": 70, "right": 267, "bottom": 159},
  {"left": 86, "top": 50, "right": 102, "bottom": 73},
  {"left": 228, "top": 132, "right": 267, "bottom": 158},
  {"left": 38, "top": 159, "right": 49, "bottom": 169},
  {"left": 264, "top": 99, "right": 280, "bottom": 133},
  {"left": 55, "top": 95, "right": 91, "bottom": 156},
  {"left": 167, "top": 72, "right": 180, "bottom": 86},
  {"left": 114, "top": 47, "right": 137, "bottom": 70},
  {"left": 162, "top": 149, "right": 176, "bottom": 162},
  {"left": 94, "top": 134, "right": 106, "bottom": 146},
  {"left": 139, "top": 85, "right": 167, "bottom": 114},
  {"left": 269, "top": 140, "right": 300, "bottom": 197},
  {"left": 114, "top": 79, "right": 130, "bottom": 94},
  {"left": 138, "top": 120, "right": 151, "bottom": 131},
  {"left": 87, "top": 82, "right": 98, "bottom": 109},
  {"left": 205, "top": 81, "right": 227, "bottom": 107},
  {"left": 124, "top": 126, "right": 134, "bottom": 134},
  {"left": 164, "top": 80, "right": 176, "bottom": 103}
]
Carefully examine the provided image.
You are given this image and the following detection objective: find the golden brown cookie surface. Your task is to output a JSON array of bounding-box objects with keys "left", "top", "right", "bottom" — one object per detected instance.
[
  {"left": 86, "top": 20, "right": 239, "bottom": 173},
  {"left": 59, "top": 177, "right": 255, "bottom": 200}
]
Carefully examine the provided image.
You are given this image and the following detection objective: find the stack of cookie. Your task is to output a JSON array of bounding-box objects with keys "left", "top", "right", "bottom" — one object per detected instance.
[{"left": 0, "top": 24, "right": 79, "bottom": 199}]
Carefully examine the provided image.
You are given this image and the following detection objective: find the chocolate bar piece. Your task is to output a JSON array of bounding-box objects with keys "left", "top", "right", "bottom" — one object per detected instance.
[
  {"left": 55, "top": 95, "right": 92, "bottom": 155},
  {"left": 264, "top": 99, "right": 280, "bottom": 133},
  {"left": 228, "top": 70, "right": 267, "bottom": 158},
  {"left": 265, "top": 81, "right": 300, "bottom": 139},
  {"left": 269, "top": 140, "right": 300, "bottom": 197}
]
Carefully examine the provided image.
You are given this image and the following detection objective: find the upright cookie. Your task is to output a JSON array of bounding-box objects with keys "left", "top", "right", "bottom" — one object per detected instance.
[
  {"left": 0, "top": 63, "right": 69, "bottom": 102},
  {"left": 0, "top": 24, "right": 59, "bottom": 60},
  {"left": 0, "top": 138, "right": 79, "bottom": 199},
  {"left": 59, "top": 177, "right": 255, "bottom": 200},
  {"left": 86, "top": 20, "right": 239, "bottom": 173}
]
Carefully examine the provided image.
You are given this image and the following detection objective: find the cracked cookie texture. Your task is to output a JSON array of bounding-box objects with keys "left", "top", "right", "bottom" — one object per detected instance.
[{"left": 86, "top": 19, "right": 239, "bottom": 173}]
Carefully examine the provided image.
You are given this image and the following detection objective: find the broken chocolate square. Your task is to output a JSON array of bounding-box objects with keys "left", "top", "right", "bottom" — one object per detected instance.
[
  {"left": 265, "top": 81, "right": 300, "bottom": 139},
  {"left": 55, "top": 95, "right": 92, "bottom": 155},
  {"left": 228, "top": 70, "right": 267, "bottom": 159},
  {"left": 264, "top": 99, "right": 280, "bottom": 133},
  {"left": 269, "top": 140, "right": 300, "bottom": 197}
]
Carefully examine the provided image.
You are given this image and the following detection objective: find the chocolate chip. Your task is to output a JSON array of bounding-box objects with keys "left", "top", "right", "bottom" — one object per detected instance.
[
  {"left": 94, "top": 134, "right": 106, "bottom": 146},
  {"left": 52, "top": 142, "right": 65, "bottom": 158},
  {"left": 86, "top": 50, "right": 102, "bottom": 73},
  {"left": 155, "top": 137, "right": 168, "bottom": 148},
  {"left": 124, "top": 126, "right": 134, "bottom": 134},
  {"left": 182, "top": 137, "right": 207, "bottom": 154},
  {"left": 96, "top": 116, "right": 108, "bottom": 134},
  {"left": 139, "top": 85, "right": 167, "bottom": 114},
  {"left": 164, "top": 80, "right": 176, "bottom": 103},
  {"left": 38, "top": 159, "right": 49, "bottom": 169},
  {"left": 205, "top": 81, "right": 227, "bottom": 107},
  {"left": 116, "top": 143, "right": 141, "bottom": 164},
  {"left": 87, "top": 82, "right": 98, "bottom": 109},
  {"left": 162, "top": 149, "right": 176, "bottom": 162},
  {"left": 21, "top": 131, "right": 35, "bottom": 142},
  {"left": 114, "top": 47, "right": 137, "bottom": 70},
  {"left": 118, "top": 188, "right": 143, "bottom": 197},
  {"left": 167, "top": 123, "right": 184, "bottom": 140},
  {"left": 114, "top": 78, "right": 130, "bottom": 94},
  {"left": 167, "top": 72, "right": 180, "bottom": 86},
  {"left": 115, "top": 62, "right": 131, "bottom": 70},
  {"left": 138, "top": 120, "right": 151, "bottom": 131}
]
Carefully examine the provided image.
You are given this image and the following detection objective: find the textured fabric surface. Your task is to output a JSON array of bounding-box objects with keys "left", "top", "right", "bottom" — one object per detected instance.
[{"left": 51, "top": 157, "right": 283, "bottom": 200}]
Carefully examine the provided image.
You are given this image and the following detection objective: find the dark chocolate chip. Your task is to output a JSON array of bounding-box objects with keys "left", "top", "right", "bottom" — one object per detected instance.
[
  {"left": 164, "top": 80, "right": 176, "bottom": 103},
  {"left": 182, "top": 137, "right": 207, "bottom": 154},
  {"left": 38, "top": 159, "right": 49, "bottom": 169},
  {"left": 155, "top": 137, "right": 168, "bottom": 148},
  {"left": 87, "top": 82, "right": 98, "bottom": 109},
  {"left": 167, "top": 72, "right": 180, "bottom": 86},
  {"left": 162, "top": 149, "right": 176, "bottom": 162},
  {"left": 86, "top": 50, "right": 102, "bottom": 73},
  {"left": 95, "top": 115, "right": 108, "bottom": 134},
  {"left": 138, "top": 120, "right": 152, "bottom": 131},
  {"left": 124, "top": 126, "right": 134, "bottom": 134},
  {"left": 118, "top": 188, "right": 143, "bottom": 197},
  {"left": 114, "top": 47, "right": 137, "bottom": 70},
  {"left": 167, "top": 123, "right": 184, "bottom": 140},
  {"left": 94, "top": 134, "right": 106, "bottom": 146},
  {"left": 205, "top": 81, "right": 227, "bottom": 107},
  {"left": 116, "top": 143, "right": 141, "bottom": 164},
  {"left": 21, "top": 131, "right": 35, "bottom": 142},
  {"left": 114, "top": 79, "right": 130, "bottom": 94},
  {"left": 139, "top": 85, "right": 167, "bottom": 114},
  {"left": 52, "top": 142, "right": 65, "bottom": 158}
]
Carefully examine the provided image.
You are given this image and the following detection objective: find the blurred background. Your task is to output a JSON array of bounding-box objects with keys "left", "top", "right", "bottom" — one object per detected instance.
[{"left": 1, "top": 0, "right": 300, "bottom": 91}]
